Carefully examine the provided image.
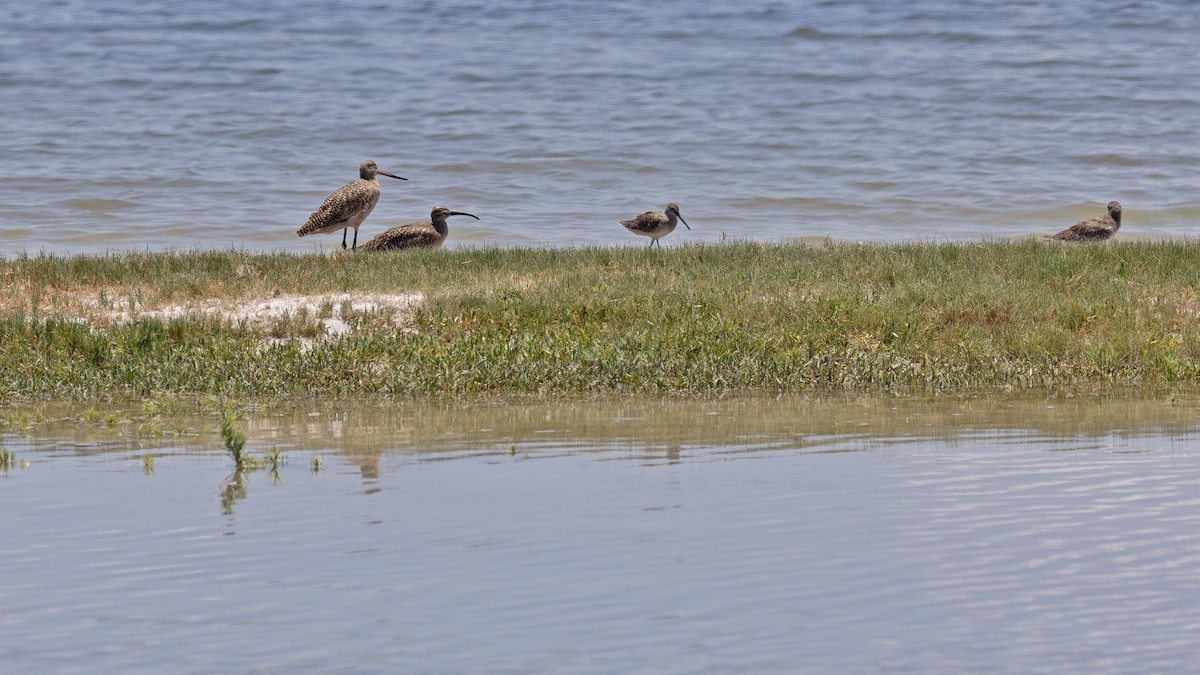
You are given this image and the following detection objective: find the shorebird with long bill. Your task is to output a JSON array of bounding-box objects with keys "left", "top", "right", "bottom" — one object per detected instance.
[
  {"left": 620, "top": 202, "right": 690, "bottom": 248},
  {"left": 361, "top": 205, "right": 479, "bottom": 251},
  {"left": 297, "top": 160, "right": 407, "bottom": 251}
]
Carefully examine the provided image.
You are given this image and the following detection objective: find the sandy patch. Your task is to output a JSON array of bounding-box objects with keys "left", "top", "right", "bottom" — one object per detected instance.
[{"left": 68, "top": 292, "right": 424, "bottom": 338}]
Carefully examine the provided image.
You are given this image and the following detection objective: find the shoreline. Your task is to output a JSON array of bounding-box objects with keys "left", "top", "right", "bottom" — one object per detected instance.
[
  {"left": 2, "top": 229, "right": 1197, "bottom": 262},
  {"left": 2, "top": 240, "right": 1199, "bottom": 400}
]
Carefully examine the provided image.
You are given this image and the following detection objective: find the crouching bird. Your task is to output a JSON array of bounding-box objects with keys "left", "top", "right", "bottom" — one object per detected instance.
[
  {"left": 360, "top": 206, "right": 479, "bottom": 251},
  {"left": 1049, "top": 201, "right": 1122, "bottom": 241}
]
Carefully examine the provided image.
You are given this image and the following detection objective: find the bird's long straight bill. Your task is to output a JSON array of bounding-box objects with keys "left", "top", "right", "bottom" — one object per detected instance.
[{"left": 378, "top": 171, "right": 407, "bottom": 180}]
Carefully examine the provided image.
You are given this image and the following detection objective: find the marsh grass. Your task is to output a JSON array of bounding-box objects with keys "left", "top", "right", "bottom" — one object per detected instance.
[{"left": 3, "top": 240, "right": 1200, "bottom": 397}]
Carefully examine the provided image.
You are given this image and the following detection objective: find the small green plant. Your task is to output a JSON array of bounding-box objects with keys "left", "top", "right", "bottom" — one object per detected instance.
[
  {"left": 142, "top": 454, "right": 155, "bottom": 475},
  {"left": 263, "top": 447, "right": 285, "bottom": 470},
  {"left": 2, "top": 412, "right": 37, "bottom": 431},
  {"left": 84, "top": 407, "right": 101, "bottom": 423},
  {"left": 0, "top": 448, "right": 15, "bottom": 472},
  {"left": 220, "top": 414, "right": 246, "bottom": 452},
  {"left": 142, "top": 399, "right": 162, "bottom": 417},
  {"left": 138, "top": 419, "right": 163, "bottom": 438},
  {"left": 311, "top": 455, "right": 323, "bottom": 473},
  {"left": 221, "top": 415, "right": 260, "bottom": 470}
]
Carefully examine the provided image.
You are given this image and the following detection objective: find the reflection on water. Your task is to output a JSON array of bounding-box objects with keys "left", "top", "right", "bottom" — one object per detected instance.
[
  {"left": 7, "top": 393, "right": 1199, "bottom": 458},
  {"left": 1, "top": 394, "right": 1199, "bottom": 673}
]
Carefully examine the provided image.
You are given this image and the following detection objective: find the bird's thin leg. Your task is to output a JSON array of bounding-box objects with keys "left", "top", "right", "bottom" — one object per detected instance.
[
  {"left": 351, "top": 228, "right": 358, "bottom": 251},
  {"left": 342, "top": 228, "right": 348, "bottom": 250}
]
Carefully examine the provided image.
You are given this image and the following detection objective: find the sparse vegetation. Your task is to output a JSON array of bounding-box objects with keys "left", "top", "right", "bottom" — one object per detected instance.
[
  {"left": 1, "top": 241, "right": 1199, "bottom": 397},
  {"left": 0, "top": 448, "right": 15, "bottom": 472},
  {"left": 220, "top": 414, "right": 259, "bottom": 470},
  {"left": 263, "top": 447, "right": 285, "bottom": 470}
]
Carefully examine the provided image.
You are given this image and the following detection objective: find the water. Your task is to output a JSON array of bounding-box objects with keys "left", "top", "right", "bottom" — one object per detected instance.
[
  {"left": 2, "top": 395, "right": 1200, "bottom": 673},
  {"left": 1, "top": 1, "right": 1197, "bottom": 255}
]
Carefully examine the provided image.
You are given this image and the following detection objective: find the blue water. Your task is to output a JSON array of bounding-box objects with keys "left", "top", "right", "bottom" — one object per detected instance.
[
  {"left": 0, "top": 1, "right": 1197, "bottom": 254},
  {"left": 2, "top": 396, "right": 1200, "bottom": 673}
]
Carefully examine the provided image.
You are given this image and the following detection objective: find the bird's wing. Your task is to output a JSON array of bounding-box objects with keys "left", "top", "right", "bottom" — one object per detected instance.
[{"left": 1056, "top": 216, "right": 1115, "bottom": 240}]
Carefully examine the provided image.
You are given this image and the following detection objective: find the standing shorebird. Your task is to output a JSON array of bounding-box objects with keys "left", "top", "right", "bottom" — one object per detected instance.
[
  {"left": 360, "top": 205, "right": 479, "bottom": 251},
  {"left": 620, "top": 202, "right": 690, "bottom": 248},
  {"left": 1049, "top": 201, "right": 1122, "bottom": 241},
  {"left": 296, "top": 160, "right": 407, "bottom": 251}
]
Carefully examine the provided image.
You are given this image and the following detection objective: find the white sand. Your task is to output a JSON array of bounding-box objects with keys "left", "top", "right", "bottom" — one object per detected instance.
[{"left": 69, "top": 292, "right": 424, "bottom": 338}]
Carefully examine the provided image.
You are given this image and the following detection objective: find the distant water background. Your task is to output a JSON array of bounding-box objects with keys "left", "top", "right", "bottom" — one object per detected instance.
[{"left": 1, "top": 0, "right": 1197, "bottom": 255}]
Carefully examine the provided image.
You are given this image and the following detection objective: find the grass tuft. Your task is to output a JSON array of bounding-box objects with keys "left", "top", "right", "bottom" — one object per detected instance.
[{"left": 220, "top": 414, "right": 258, "bottom": 470}]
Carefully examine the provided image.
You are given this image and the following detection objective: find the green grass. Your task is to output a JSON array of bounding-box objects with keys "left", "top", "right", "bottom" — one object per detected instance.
[
  {"left": 220, "top": 414, "right": 256, "bottom": 469},
  {"left": 2, "top": 240, "right": 1200, "bottom": 398}
]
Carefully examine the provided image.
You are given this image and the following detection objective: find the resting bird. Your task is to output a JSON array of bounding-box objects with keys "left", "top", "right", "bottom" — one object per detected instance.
[
  {"left": 620, "top": 202, "right": 690, "bottom": 248},
  {"left": 297, "top": 160, "right": 407, "bottom": 251},
  {"left": 360, "top": 205, "right": 479, "bottom": 251},
  {"left": 1049, "top": 201, "right": 1122, "bottom": 241}
]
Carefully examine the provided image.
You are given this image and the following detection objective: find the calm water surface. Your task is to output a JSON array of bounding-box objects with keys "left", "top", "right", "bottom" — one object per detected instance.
[
  {"left": 2, "top": 395, "right": 1200, "bottom": 673},
  {"left": 1, "top": 1, "right": 1197, "bottom": 255}
]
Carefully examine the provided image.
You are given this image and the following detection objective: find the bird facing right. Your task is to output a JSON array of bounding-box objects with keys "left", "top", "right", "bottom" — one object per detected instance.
[
  {"left": 360, "top": 206, "right": 479, "bottom": 251},
  {"left": 1049, "top": 201, "right": 1122, "bottom": 241},
  {"left": 296, "top": 160, "right": 407, "bottom": 251},
  {"left": 620, "top": 202, "right": 690, "bottom": 248}
]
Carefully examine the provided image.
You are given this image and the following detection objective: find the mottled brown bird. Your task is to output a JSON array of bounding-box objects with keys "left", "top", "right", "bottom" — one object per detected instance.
[
  {"left": 620, "top": 202, "right": 690, "bottom": 248},
  {"left": 360, "top": 206, "right": 479, "bottom": 251},
  {"left": 1049, "top": 201, "right": 1122, "bottom": 241},
  {"left": 297, "top": 160, "right": 407, "bottom": 251}
]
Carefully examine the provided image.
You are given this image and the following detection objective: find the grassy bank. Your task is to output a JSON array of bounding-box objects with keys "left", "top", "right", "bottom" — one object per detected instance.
[{"left": 2, "top": 240, "right": 1200, "bottom": 399}]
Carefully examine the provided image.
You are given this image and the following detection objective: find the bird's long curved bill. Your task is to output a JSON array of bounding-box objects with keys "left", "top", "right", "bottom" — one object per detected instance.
[
  {"left": 450, "top": 211, "right": 480, "bottom": 220},
  {"left": 678, "top": 215, "right": 690, "bottom": 230},
  {"left": 378, "top": 171, "right": 407, "bottom": 180}
]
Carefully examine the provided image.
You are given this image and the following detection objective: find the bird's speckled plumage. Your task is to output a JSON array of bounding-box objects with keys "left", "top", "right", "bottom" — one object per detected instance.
[
  {"left": 1050, "top": 201, "right": 1122, "bottom": 241},
  {"left": 620, "top": 202, "right": 689, "bottom": 248},
  {"left": 361, "top": 206, "right": 479, "bottom": 252},
  {"left": 297, "top": 160, "right": 406, "bottom": 250}
]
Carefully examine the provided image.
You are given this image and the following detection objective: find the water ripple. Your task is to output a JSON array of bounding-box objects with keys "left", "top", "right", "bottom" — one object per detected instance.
[{"left": 1, "top": 0, "right": 1197, "bottom": 253}]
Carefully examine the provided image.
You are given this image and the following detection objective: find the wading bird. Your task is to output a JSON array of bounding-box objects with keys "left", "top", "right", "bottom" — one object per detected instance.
[
  {"left": 1049, "top": 201, "right": 1122, "bottom": 241},
  {"left": 297, "top": 160, "right": 407, "bottom": 251},
  {"left": 361, "top": 205, "right": 479, "bottom": 251},
  {"left": 620, "top": 202, "right": 690, "bottom": 248}
]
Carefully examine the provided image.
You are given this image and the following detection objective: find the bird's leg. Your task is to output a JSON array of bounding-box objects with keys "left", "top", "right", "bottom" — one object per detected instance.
[
  {"left": 342, "top": 228, "right": 349, "bottom": 250},
  {"left": 351, "top": 228, "right": 358, "bottom": 251}
]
